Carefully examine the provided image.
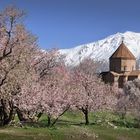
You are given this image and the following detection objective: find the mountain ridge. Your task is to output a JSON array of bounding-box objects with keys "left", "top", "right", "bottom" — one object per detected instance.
[{"left": 59, "top": 31, "right": 140, "bottom": 67}]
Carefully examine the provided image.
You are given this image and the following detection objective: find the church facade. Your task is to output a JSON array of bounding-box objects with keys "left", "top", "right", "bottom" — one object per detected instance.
[{"left": 101, "top": 42, "right": 140, "bottom": 88}]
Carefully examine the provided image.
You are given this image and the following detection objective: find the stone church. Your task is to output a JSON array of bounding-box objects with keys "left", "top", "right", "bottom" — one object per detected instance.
[{"left": 101, "top": 42, "right": 140, "bottom": 88}]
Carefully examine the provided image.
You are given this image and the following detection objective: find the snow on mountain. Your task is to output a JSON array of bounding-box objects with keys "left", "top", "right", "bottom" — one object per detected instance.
[{"left": 59, "top": 31, "right": 140, "bottom": 67}]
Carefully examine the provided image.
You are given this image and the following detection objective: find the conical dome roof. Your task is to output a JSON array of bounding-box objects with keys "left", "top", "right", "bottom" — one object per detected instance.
[{"left": 110, "top": 42, "right": 136, "bottom": 60}]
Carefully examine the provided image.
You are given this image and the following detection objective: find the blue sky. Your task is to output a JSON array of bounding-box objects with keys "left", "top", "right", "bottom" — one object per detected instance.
[{"left": 0, "top": 0, "right": 140, "bottom": 49}]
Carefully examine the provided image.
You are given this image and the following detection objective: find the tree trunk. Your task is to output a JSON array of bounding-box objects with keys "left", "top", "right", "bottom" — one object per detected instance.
[
  {"left": 0, "top": 99, "right": 15, "bottom": 126},
  {"left": 51, "top": 107, "right": 70, "bottom": 127},
  {"left": 16, "top": 108, "right": 41, "bottom": 123},
  {"left": 84, "top": 109, "right": 89, "bottom": 125},
  {"left": 36, "top": 112, "right": 43, "bottom": 121},
  {"left": 81, "top": 106, "right": 89, "bottom": 125},
  {"left": 16, "top": 108, "right": 29, "bottom": 122},
  {"left": 47, "top": 115, "right": 51, "bottom": 127}
]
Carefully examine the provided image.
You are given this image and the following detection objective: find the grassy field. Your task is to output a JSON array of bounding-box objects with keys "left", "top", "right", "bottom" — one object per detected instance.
[{"left": 0, "top": 112, "right": 140, "bottom": 140}]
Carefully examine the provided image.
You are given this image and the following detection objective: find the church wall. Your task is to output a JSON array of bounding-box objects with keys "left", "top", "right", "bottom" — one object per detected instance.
[
  {"left": 110, "top": 58, "right": 136, "bottom": 73},
  {"left": 110, "top": 58, "right": 121, "bottom": 73},
  {"left": 121, "top": 59, "right": 136, "bottom": 72}
]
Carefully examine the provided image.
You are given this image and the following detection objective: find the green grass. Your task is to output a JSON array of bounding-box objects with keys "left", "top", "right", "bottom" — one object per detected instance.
[{"left": 0, "top": 111, "right": 140, "bottom": 140}]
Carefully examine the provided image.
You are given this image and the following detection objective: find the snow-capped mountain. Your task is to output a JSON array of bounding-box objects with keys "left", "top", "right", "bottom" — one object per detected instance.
[{"left": 59, "top": 31, "right": 140, "bottom": 67}]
